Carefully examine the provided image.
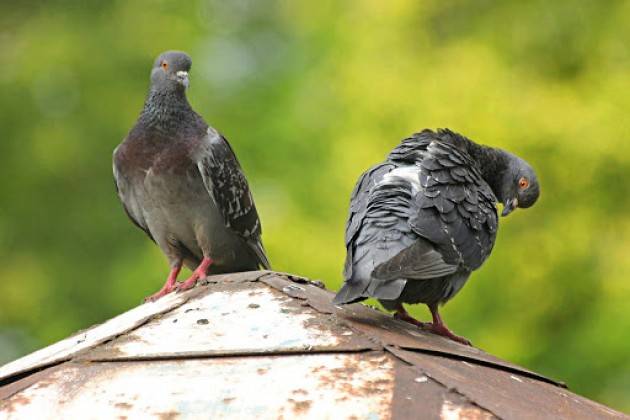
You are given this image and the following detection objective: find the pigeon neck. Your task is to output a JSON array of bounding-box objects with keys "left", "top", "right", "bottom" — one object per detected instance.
[
  {"left": 468, "top": 144, "right": 510, "bottom": 202},
  {"left": 140, "top": 89, "right": 196, "bottom": 134}
]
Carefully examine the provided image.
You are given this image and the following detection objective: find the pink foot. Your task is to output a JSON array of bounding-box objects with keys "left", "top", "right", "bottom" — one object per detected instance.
[
  {"left": 427, "top": 303, "right": 472, "bottom": 346},
  {"left": 177, "top": 257, "right": 213, "bottom": 292},
  {"left": 424, "top": 323, "right": 472, "bottom": 346},
  {"left": 394, "top": 306, "right": 429, "bottom": 328},
  {"left": 145, "top": 264, "right": 182, "bottom": 302}
]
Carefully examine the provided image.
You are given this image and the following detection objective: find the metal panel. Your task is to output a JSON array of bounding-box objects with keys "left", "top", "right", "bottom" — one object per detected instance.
[
  {"left": 1, "top": 353, "right": 395, "bottom": 420},
  {"left": 389, "top": 355, "right": 496, "bottom": 419},
  {"left": 262, "top": 273, "right": 565, "bottom": 387},
  {"left": 0, "top": 289, "right": 194, "bottom": 382},
  {"left": 81, "top": 282, "right": 376, "bottom": 361},
  {"left": 1, "top": 270, "right": 625, "bottom": 419},
  {"left": 388, "top": 347, "right": 626, "bottom": 420}
]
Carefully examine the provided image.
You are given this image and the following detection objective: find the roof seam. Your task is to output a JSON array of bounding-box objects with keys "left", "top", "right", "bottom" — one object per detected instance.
[
  {"left": 263, "top": 271, "right": 567, "bottom": 389},
  {"left": 76, "top": 348, "right": 378, "bottom": 364},
  {"left": 395, "top": 346, "right": 567, "bottom": 389},
  {"left": 385, "top": 345, "right": 504, "bottom": 420}
]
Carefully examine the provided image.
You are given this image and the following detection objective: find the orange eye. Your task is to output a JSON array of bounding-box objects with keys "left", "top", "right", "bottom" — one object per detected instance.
[
  {"left": 518, "top": 177, "right": 529, "bottom": 190},
  {"left": 161, "top": 61, "right": 169, "bottom": 70}
]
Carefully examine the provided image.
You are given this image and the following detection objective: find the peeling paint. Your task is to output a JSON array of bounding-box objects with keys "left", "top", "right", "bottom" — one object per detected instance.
[
  {"left": 2, "top": 354, "right": 394, "bottom": 420},
  {"left": 1, "top": 271, "right": 625, "bottom": 420},
  {"left": 441, "top": 400, "right": 493, "bottom": 420},
  {"left": 81, "top": 283, "right": 371, "bottom": 360},
  {"left": 0, "top": 290, "right": 190, "bottom": 382}
]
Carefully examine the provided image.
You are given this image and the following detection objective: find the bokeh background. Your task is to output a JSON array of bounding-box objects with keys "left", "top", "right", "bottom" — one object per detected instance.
[{"left": 1, "top": 0, "right": 629, "bottom": 412}]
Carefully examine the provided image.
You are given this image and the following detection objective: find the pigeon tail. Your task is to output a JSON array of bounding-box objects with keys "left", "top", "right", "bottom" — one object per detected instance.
[
  {"left": 249, "top": 241, "right": 272, "bottom": 270},
  {"left": 332, "top": 281, "right": 369, "bottom": 305}
]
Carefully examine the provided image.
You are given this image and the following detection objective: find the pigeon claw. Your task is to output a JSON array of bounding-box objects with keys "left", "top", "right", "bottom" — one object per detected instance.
[
  {"left": 176, "top": 257, "right": 213, "bottom": 293},
  {"left": 144, "top": 265, "right": 182, "bottom": 302},
  {"left": 394, "top": 307, "right": 430, "bottom": 329},
  {"left": 176, "top": 275, "right": 201, "bottom": 292},
  {"left": 144, "top": 283, "right": 177, "bottom": 302},
  {"left": 424, "top": 323, "right": 472, "bottom": 346}
]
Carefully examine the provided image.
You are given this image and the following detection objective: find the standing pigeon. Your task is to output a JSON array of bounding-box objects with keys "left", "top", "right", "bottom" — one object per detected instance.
[
  {"left": 113, "top": 51, "right": 270, "bottom": 301},
  {"left": 333, "top": 129, "right": 539, "bottom": 345}
]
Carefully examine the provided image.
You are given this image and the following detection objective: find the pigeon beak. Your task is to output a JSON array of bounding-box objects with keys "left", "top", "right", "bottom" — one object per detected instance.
[
  {"left": 501, "top": 197, "right": 518, "bottom": 217},
  {"left": 176, "top": 71, "right": 189, "bottom": 88}
]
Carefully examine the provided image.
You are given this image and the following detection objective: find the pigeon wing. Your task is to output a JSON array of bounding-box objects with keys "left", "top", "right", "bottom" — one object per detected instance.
[
  {"left": 343, "top": 162, "right": 396, "bottom": 279},
  {"left": 410, "top": 140, "right": 498, "bottom": 271},
  {"left": 197, "top": 128, "right": 270, "bottom": 269},
  {"left": 112, "top": 144, "right": 155, "bottom": 243},
  {"left": 372, "top": 238, "right": 458, "bottom": 281}
]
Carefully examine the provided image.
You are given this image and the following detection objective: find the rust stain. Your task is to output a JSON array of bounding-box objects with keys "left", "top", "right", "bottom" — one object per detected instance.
[
  {"left": 1, "top": 393, "right": 31, "bottom": 413},
  {"left": 288, "top": 397, "right": 312, "bottom": 414},
  {"left": 291, "top": 388, "right": 308, "bottom": 396},
  {"left": 0, "top": 271, "right": 625, "bottom": 420},
  {"left": 441, "top": 400, "right": 494, "bottom": 420},
  {"left": 34, "top": 381, "right": 52, "bottom": 389},
  {"left": 257, "top": 367, "right": 268, "bottom": 375},
  {"left": 156, "top": 410, "right": 180, "bottom": 420}
]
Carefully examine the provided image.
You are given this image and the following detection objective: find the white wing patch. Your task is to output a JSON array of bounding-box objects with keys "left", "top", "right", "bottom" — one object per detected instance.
[{"left": 382, "top": 165, "right": 423, "bottom": 193}]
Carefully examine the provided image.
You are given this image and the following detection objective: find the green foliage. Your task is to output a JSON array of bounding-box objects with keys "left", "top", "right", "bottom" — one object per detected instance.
[{"left": 1, "top": 0, "right": 629, "bottom": 412}]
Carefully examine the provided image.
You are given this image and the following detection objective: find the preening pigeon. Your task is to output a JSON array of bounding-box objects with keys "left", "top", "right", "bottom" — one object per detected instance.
[
  {"left": 113, "top": 51, "right": 270, "bottom": 301},
  {"left": 333, "top": 129, "right": 540, "bottom": 345}
]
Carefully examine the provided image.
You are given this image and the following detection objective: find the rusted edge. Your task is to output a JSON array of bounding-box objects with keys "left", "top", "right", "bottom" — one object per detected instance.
[
  {"left": 0, "top": 362, "right": 69, "bottom": 402},
  {"left": 76, "top": 347, "right": 377, "bottom": 363},
  {"left": 0, "top": 271, "right": 271, "bottom": 386},
  {"left": 386, "top": 346, "right": 628, "bottom": 420},
  {"left": 0, "top": 285, "right": 209, "bottom": 387},
  {"left": 76, "top": 278, "right": 379, "bottom": 362},
  {"left": 390, "top": 355, "right": 499, "bottom": 419},
  {"left": 261, "top": 272, "right": 567, "bottom": 389},
  {"left": 200, "top": 270, "right": 270, "bottom": 285},
  {"left": 394, "top": 345, "right": 567, "bottom": 389}
]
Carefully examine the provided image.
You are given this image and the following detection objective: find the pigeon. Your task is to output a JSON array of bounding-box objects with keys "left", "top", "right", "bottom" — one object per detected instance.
[
  {"left": 333, "top": 129, "right": 540, "bottom": 345},
  {"left": 113, "top": 51, "right": 270, "bottom": 301}
]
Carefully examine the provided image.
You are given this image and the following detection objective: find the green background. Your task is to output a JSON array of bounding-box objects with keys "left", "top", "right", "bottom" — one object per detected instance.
[{"left": 1, "top": 0, "right": 629, "bottom": 412}]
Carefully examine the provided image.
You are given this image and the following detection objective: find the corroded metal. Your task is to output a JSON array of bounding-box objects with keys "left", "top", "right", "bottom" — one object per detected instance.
[
  {"left": 1, "top": 354, "right": 395, "bottom": 419},
  {"left": 0, "top": 270, "right": 626, "bottom": 419},
  {"left": 0, "top": 288, "right": 194, "bottom": 383},
  {"left": 388, "top": 347, "right": 626, "bottom": 420},
  {"left": 80, "top": 282, "right": 377, "bottom": 361}
]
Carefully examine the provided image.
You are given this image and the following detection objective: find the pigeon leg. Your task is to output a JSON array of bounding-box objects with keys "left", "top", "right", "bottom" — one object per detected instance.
[
  {"left": 393, "top": 305, "right": 429, "bottom": 328},
  {"left": 145, "top": 263, "right": 182, "bottom": 302},
  {"left": 177, "top": 257, "right": 213, "bottom": 291},
  {"left": 426, "top": 303, "right": 472, "bottom": 346}
]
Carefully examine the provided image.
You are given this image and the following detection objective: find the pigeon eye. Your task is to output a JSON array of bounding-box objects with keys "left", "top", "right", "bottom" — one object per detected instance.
[
  {"left": 518, "top": 177, "right": 529, "bottom": 190},
  {"left": 161, "top": 61, "right": 169, "bottom": 70}
]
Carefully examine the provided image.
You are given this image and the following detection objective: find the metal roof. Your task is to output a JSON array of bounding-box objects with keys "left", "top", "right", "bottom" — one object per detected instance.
[{"left": 0, "top": 271, "right": 626, "bottom": 419}]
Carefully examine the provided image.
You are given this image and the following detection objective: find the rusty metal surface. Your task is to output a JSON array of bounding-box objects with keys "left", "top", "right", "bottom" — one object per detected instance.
[
  {"left": 0, "top": 287, "right": 197, "bottom": 383},
  {"left": 80, "top": 282, "right": 376, "bottom": 361},
  {"left": 1, "top": 270, "right": 627, "bottom": 419},
  {"left": 389, "top": 354, "right": 496, "bottom": 419},
  {"left": 261, "top": 272, "right": 566, "bottom": 387},
  {"left": 389, "top": 347, "right": 626, "bottom": 420},
  {"left": 1, "top": 353, "right": 396, "bottom": 420}
]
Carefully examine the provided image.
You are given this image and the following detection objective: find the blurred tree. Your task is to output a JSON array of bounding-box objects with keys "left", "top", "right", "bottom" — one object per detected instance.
[{"left": 0, "top": 0, "right": 628, "bottom": 412}]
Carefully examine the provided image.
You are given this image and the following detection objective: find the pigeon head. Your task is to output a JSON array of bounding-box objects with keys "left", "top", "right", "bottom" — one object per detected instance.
[
  {"left": 150, "top": 51, "right": 192, "bottom": 92},
  {"left": 497, "top": 153, "right": 540, "bottom": 217}
]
